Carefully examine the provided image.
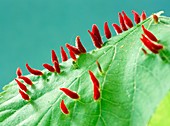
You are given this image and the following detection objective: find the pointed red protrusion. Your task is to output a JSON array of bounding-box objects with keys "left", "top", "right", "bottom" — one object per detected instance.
[
  {"left": 112, "top": 23, "right": 123, "bottom": 34},
  {"left": 88, "top": 70, "right": 99, "bottom": 88},
  {"left": 142, "top": 25, "right": 158, "bottom": 42},
  {"left": 118, "top": 13, "right": 128, "bottom": 31},
  {"left": 92, "top": 24, "right": 103, "bottom": 45},
  {"left": 141, "top": 48, "right": 148, "bottom": 55},
  {"left": 104, "top": 22, "right": 112, "bottom": 39},
  {"left": 153, "top": 14, "right": 158, "bottom": 23},
  {"left": 140, "top": 34, "right": 163, "bottom": 54},
  {"left": 122, "top": 11, "right": 133, "bottom": 28},
  {"left": 26, "top": 63, "right": 43, "bottom": 76},
  {"left": 93, "top": 85, "right": 100, "bottom": 100},
  {"left": 43, "top": 63, "right": 55, "bottom": 72},
  {"left": 66, "top": 43, "right": 81, "bottom": 55},
  {"left": 132, "top": 10, "right": 141, "bottom": 24},
  {"left": 142, "top": 34, "right": 163, "bottom": 50},
  {"left": 51, "top": 50, "right": 59, "bottom": 63},
  {"left": 60, "top": 46, "right": 68, "bottom": 62},
  {"left": 53, "top": 61, "right": 60, "bottom": 73},
  {"left": 15, "top": 79, "right": 27, "bottom": 92},
  {"left": 60, "top": 88, "right": 79, "bottom": 99},
  {"left": 141, "top": 11, "right": 147, "bottom": 21},
  {"left": 89, "top": 70, "right": 100, "bottom": 100},
  {"left": 60, "top": 100, "right": 69, "bottom": 114},
  {"left": 16, "top": 67, "right": 22, "bottom": 77},
  {"left": 96, "top": 61, "right": 102, "bottom": 73},
  {"left": 88, "top": 30, "right": 102, "bottom": 48},
  {"left": 19, "top": 89, "right": 30, "bottom": 100},
  {"left": 75, "top": 36, "right": 86, "bottom": 53},
  {"left": 69, "top": 50, "right": 77, "bottom": 61},
  {"left": 19, "top": 76, "right": 33, "bottom": 85},
  {"left": 51, "top": 50, "right": 60, "bottom": 73},
  {"left": 140, "top": 36, "right": 158, "bottom": 54}
]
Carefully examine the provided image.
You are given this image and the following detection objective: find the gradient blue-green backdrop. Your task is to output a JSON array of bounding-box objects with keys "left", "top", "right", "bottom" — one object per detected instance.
[{"left": 0, "top": 0, "right": 169, "bottom": 91}]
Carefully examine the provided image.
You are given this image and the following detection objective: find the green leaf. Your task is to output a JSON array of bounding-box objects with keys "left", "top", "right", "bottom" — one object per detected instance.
[
  {"left": 0, "top": 12, "right": 170, "bottom": 126},
  {"left": 148, "top": 91, "right": 170, "bottom": 126}
]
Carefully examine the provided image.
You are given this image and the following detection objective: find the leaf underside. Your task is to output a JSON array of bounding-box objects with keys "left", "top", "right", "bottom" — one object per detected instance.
[{"left": 0, "top": 12, "right": 170, "bottom": 126}]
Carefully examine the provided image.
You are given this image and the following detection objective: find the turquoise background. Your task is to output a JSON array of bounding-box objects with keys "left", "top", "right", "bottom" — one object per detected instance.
[{"left": 0, "top": 0, "right": 169, "bottom": 91}]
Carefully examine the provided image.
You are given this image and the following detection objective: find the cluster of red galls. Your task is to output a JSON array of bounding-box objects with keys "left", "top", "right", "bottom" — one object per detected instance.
[
  {"left": 15, "top": 49, "right": 101, "bottom": 115},
  {"left": 14, "top": 10, "right": 163, "bottom": 115}
]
